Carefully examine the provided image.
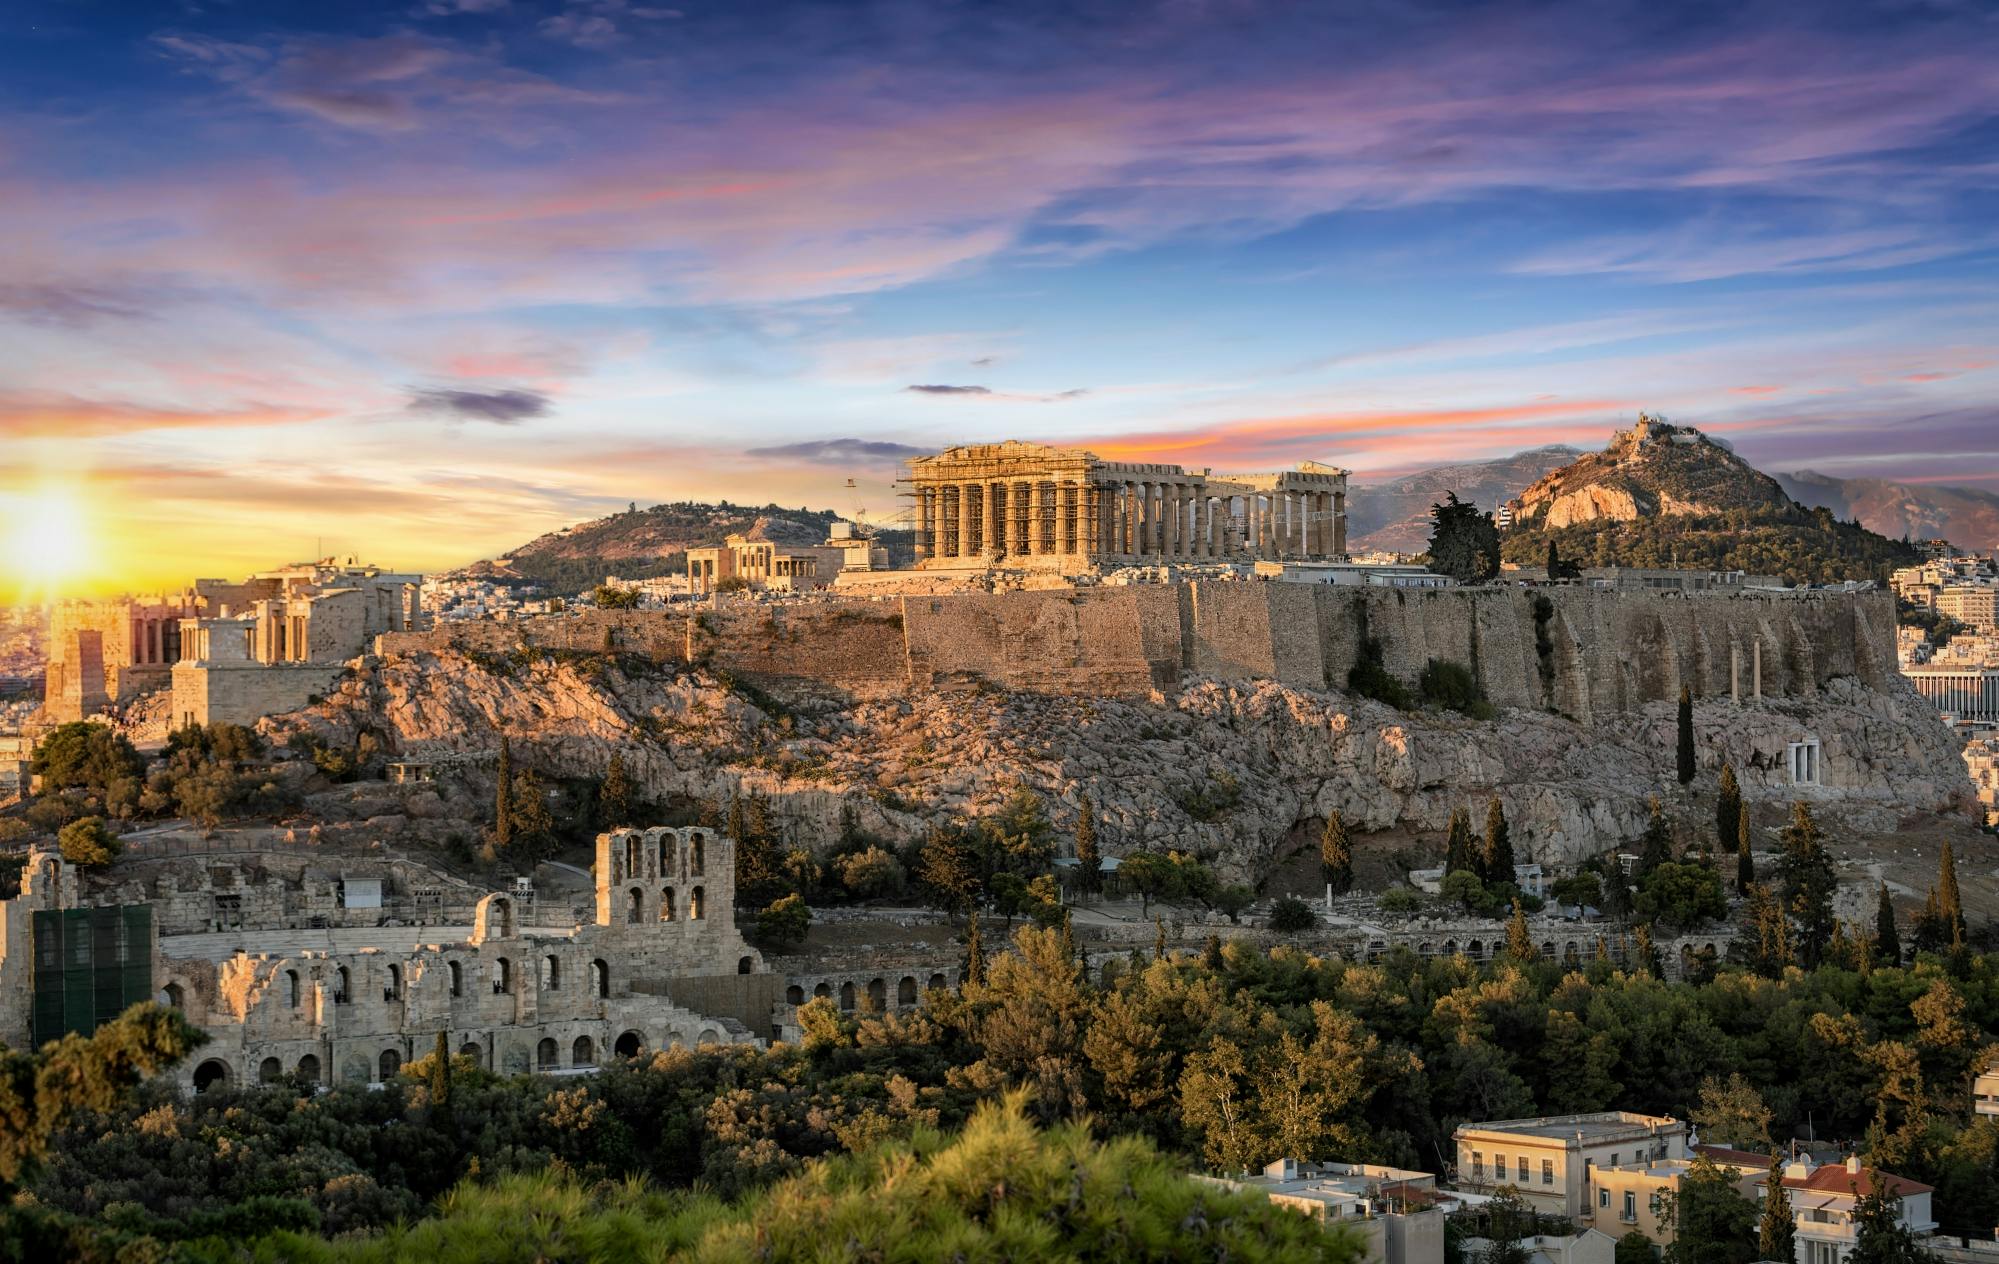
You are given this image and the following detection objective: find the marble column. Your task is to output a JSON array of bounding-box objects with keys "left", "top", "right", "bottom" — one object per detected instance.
[
  {"left": 1164, "top": 484, "right": 1180, "bottom": 557},
  {"left": 982, "top": 482, "right": 998, "bottom": 558},
  {"left": 954, "top": 483, "right": 973, "bottom": 558},
  {"left": 916, "top": 487, "right": 934, "bottom": 559}
]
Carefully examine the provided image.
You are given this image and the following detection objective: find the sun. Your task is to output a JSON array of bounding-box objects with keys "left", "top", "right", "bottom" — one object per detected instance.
[{"left": 1, "top": 484, "right": 99, "bottom": 601}]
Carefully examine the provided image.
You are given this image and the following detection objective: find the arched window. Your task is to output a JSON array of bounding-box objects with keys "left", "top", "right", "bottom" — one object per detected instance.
[
  {"left": 536, "top": 1038, "right": 558, "bottom": 1069},
  {"left": 615, "top": 1030, "right": 644, "bottom": 1059},
  {"left": 592, "top": 958, "right": 609, "bottom": 998},
  {"left": 813, "top": 982, "right": 830, "bottom": 999},
  {"left": 385, "top": 964, "right": 402, "bottom": 1001},
  {"left": 898, "top": 976, "right": 918, "bottom": 1005},
  {"left": 867, "top": 978, "right": 886, "bottom": 1010},
  {"left": 625, "top": 835, "right": 640, "bottom": 877},
  {"left": 689, "top": 886, "right": 704, "bottom": 920},
  {"left": 297, "top": 1053, "right": 321, "bottom": 1084},
  {"left": 690, "top": 834, "right": 705, "bottom": 876},
  {"left": 494, "top": 957, "right": 512, "bottom": 994},
  {"left": 839, "top": 981, "right": 855, "bottom": 1011},
  {"left": 785, "top": 985, "right": 805, "bottom": 1005},
  {"left": 928, "top": 972, "right": 946, "bottom": 992},
  {"left": 193, "top": 1060, "right": 232, "bottom": 1094},
  {"left": 659, "top": 837, "right": 671, "bottom": 875},
  {"left": 660, "top": 887, "right": 676, "bottom": 921},
  {"left": 448, "top": 961, "right": 463, "bottom": 997},
  {"left": 541, "top": 954, "right": 561, "bottom": 991},
  {"left": 286, "top": 970, "right": 300, "bottom": 1008},
  {"left": 627, "top": 886, "right": 644, "bottom": 924},
  {"left": 572, "top": 1035, "right": 595, "bottom": 1066},
  {"left": 378, "top": 1049, "right": 401, "bottom": 1081},
  {"left": 737, "top": 956, "right": 753, "bottom": 975},
  {"left": 458, "top": 1042, "right": 483, "bottom": 1068},
  {"left": 258, "top": 1057, "right": 283, "bottom": 1085},
  {"left": 334, "top": 966, "right": 351, "bottom": 1004},
  {"left": 161, "top": 982, "right": 186, "bottom": 1009},
  {"left": 697, "top": 1028, "right": 719, "bottom": 1046}
]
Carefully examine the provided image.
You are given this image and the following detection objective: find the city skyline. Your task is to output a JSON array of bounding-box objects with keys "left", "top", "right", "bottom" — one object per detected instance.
[{"left": 2, "top": 0, "right": 1997, "bottom": 597}]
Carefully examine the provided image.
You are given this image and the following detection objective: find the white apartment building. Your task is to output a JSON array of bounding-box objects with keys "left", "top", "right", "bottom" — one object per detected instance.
[
  {"left": 1453, "top": 1112, "right": 1688, "bottom": 1218},
  {"left": 1777, "top": 1156, "right": 1934, "bottom": 1264},
  {"left": 1196, "top": 1159, "right": 1445, "bottom": 1264}
]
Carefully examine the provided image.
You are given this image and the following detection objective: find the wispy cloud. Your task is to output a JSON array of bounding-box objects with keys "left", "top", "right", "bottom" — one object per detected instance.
[{"left": 406, "top": 386, "right": 552, "bottom": 423}]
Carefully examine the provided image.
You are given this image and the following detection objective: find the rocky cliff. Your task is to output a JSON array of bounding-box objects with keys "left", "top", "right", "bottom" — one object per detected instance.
[
  {"left": 272, "top": 644, "right": 1975, "bottom": 882},
  {"left": 1512, "top": 416, "right": 1792, "bottom": 528}
]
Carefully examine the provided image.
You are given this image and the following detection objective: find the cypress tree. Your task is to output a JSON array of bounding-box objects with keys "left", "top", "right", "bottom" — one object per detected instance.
[
  {"left": 1758, "top": 1152, "right": 1795, "bottom": 1263},
  {"left": 1635, "top": 797, "right": 1672, "bottom": 879},
  {"left": 429, "top": 1031, "right": 452, "bottom": 1111},
  {"left": 1779, "top": 802, "right": 1835, "bottom": 969},
  {"left": 1482, "top": 797, "right": 1514, "bottom": 886},
  {"left": 1633, "top": 921, "right": 1660, "bottom": 977},
  {"left": 1735, "top": 806, "right": 1754, "bottom": 894},
  {"left": 493, "top": 733, "right": 513, "bottom": 848},
  {"left": 1155, "top": 916, "right": 1169, "bottom": 962},
  {"left": 600, "top": 752, "right": 634, "bottom": 828},
  {"left": 1875, "top": 883, "right": 1900, "bottom": 966},
  {"left": 1602, "top": 854, "right": 1632, "bottom": 918},
  {"left": 1075, "top": 795, "right": 1102, "bottom": 897},
  {"left": 1938, "top": 840, "right": 1965, "bottom": 949},
  {"left": 1444, "top": 807, "right": 1475, "bottom": 876},
  {"left": 1545, "top": 539, "right": 1561, "bottom": 582},
  {"left": 1676, "top": 686, "right": 1696, "bottom": 785},
  {"left": 963, "top": 912, "right": 984, "bottom": 988},
  {"left": 1203, "top": 933, "right": 1225, "bottom": 971},
  {"left": 1321, "top": 810, "right": 1354, "bottom": 895},
  {"left": 1716, "top": 763, "right": 1741, "bottom": 858},
  {"left": 1506, "top": 901, "right": 1535, "bottom": 961}
]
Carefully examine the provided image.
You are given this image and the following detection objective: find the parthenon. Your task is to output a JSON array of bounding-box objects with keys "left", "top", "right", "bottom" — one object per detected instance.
[{"left": 903, "top": 441, "right": 1347, "bottom": 571}]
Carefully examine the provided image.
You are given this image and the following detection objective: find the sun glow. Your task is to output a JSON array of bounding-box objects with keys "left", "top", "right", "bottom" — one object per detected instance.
[{"left": 1, "top": 483, "right": 101, "bottom": 603}]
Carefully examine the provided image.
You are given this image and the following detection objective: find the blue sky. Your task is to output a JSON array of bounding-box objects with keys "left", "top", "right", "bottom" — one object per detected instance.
[{"left": 1, "top": 0, "right": 1996, "bottom": 585}]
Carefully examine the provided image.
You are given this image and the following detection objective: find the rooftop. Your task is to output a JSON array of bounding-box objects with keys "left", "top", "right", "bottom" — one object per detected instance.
[{"left": 1456, "top": 1112, "right": 1683, "bottom": 1142}]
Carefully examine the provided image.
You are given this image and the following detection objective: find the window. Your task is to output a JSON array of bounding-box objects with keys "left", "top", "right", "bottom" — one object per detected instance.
[
  {"left": 1650, "top": 1194, "right": 1663, "bottom": 1217},
  {"left": 448, "top": 961, "right": 463, "bottom": 997},
  {"left": 1610, "top": 1152, "right": 1620, "bottom": 1167},
  {"left": 385, "top": 964, "right": 402, "bottom": 1001},
  {"left": 1600, "top": 1189, "right": 1611, "bottom": 1209},
  {"left": 1623, "top": 1192, "right": 1636, "bottom": 1222},
  {"left": 1517, "top": 1157, "right": 1528, "bottom": 1182},
  {"left": 1494, "top": 1153, "right": 1505, "bottom": 1180},
  {"left": 286, "top": 969, "right": 301, "bottom": 1008},
  {"left": 334, "top": 966, "right": 350, "bottom": 1004},
  {"left": 661, "top": 887, "right": 675, "bottom": 921},
  {"left": 1542, "top": 1159, "right": 1555, "bottom": 1185},
  {"left": 1787, "top": 739, "right": 1821, "bottom": 786},
  {"left": 1472, "top": 1152, "right": 1484, "bottom": 1180},
  {"left": 690, "top": 886, "right": 704, "bottom": 920},
  {"left": 542, "top": 955, "right": 560, "bottom": 990}
]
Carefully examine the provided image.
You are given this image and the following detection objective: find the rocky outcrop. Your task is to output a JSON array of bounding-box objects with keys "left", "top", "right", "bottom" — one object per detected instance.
[{"left": 268, "top": 647, "right": 1976, "bottom": 882}]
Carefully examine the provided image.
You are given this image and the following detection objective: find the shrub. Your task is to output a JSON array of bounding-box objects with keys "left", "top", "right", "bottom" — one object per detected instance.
[
  {"left": 1269, "top": 896, "right": 1318, "bottom": 932},
  {"left": 1377, "top": 887, "right": 1424, "bottom": 914},
  {"left": 57, "top": 816, "right": 120, "bottom": 868},
  {"left": 835, "top": 846, "right": 906, "bottom": 900},
  {"left": 1347, "top": 636, "right": 1412, "bottom": 710},
  {"left": 1417, "top": 659, "right": 1494, "bottom": 720}
]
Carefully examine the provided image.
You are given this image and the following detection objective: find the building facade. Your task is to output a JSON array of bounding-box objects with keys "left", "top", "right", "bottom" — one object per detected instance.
[
  {"left": 1453, "top": 1112, "right": 1688, "bottom": 1218},
  {"left": 903, "top": 441, "right": 1348, "bottom": 571},
  {"left": 1197, "top": 1159, "right": 1445, "bottom": 1264},
  {"left": 1903, "top": 664, "right": 1999, "bottom": 725}
]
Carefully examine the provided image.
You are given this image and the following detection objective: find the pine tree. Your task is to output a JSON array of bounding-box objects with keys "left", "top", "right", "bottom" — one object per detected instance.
[
  {"left": 963, "top": 912, "right": 984, "bottom": 988},
  {"left": 493, "top": 733, "right": 513, "bottom": 849},
  {"left": 1482, "top": 797, "right": 1514, "bottom": 887},
  {"left": 1154, "top": 916, "right": 1169, "bottom": 962},
  {"left": 1320, "top": 810, "right": 1354, "bottom": 895},
  {"left": 1633, "top": 922, "right": 1660, "bottom": 977},
  {"left": 1075, "top": 795, "right": 1103, "bottom": 897},
  {"left": 1735, "top": 806, "right": 1754, "bottom": 895},
  {"left": 1444, "top": 807, "right": 1476, "bottom": 876},
  {"left": 1938, "top": 839, "right": 1965, "bottom": 949},
  {"left": 600, "top": 752, "right": 634, "bottom": 828},
  {"left": 1716, "top": 763, "right": 1741, "bottom": 857},
  {"left": 1506, "top": 901, "right": 1535, "bottom": 961},
  {"left": 429, "top": 1030, "right": 452, "bottom": 1112},
  {"left": 1757, "top": 1152, "right": 1795, "bottom": 1263},
  {"left": 1677, "top": 686, "right": 1696, "bottom": 785},
  {"left": 1875, "top": 883, "right": 1900, "bottom": 966},
  {"left": 1602, "top": 854, "right": 1633, "bottom": 919}
]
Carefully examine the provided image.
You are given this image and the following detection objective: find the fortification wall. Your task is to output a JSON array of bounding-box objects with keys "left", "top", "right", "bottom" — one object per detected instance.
[{"left": 374, "top": 585, "right": 1901, "bottom": 718}]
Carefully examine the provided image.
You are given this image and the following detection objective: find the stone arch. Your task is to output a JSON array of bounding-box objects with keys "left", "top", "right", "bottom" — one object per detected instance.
[
  {"left": 1367, "top": 940, "right": 1386, "bottom": 961},
  {"left": 160, "top": 981, "right": 186, "bottom": 1009},
  {"left": 813, "top": 982, "right": 830, "bottom": 999},
  {"left": 785, "top": 985, "right": 805, "bottom": 1005},
  {"left": 572, "top": 1035, "right": 595, "bottom": 1066},
  {"left": 1539, "top": 940, "right": 1555, "bottom": 959},
  {"left": 898, "top": 976, "right": 918, "bottom": 1005},
  {"left": 297, "top": 1053, "right": 321, "bottom": 1084},
  {"left": 737, "top": 956, "right": 754, "bottom": 975},
  {"left": 626, "top": 886, "right": 644, "bottom": 924},
  {"left": 334, "top": 965, "right": 351, "bottom": 1004},
  {"left": 661, "top": 887, "right": 676, "bottom": 921},
  {"left": 658, "top": 833, "right": 673, "bottom": 877},
  {"left": 690, "top": 833, "right": 706, "bottom": 876},
  {"left": 193, "top": 1059, "right": 233, "bottom": 1094},
  {"left": 839, "top": 981, "right": 855, "bottom": 1011},
  {"left": 448, "top": 960, "right": 463, "bottom": 997},
  {"left": 386, "top": 963, "right": 403, "bottom": 1000},
  {"left": 625, "top": 834, "right": 641, "bottom": 879},
  {"left": 258, "top": 1056, "right": 283, "bottom": 1085},
  {"left": 473, "top": 893, "right": 516, "bottom": 943},
  {"left": 1465, "top": 939, "right": 1484, "bottom": 960},
  {"left": 1417, "top": 941, "right": 1434, "bottom": 955},
  {"left": 615, "top": 1030, "right": 645, "bottom": 1059},
  {"left": 378, "top": 1049, "right": 401, "bottom": 1081},
  {"left": 536, "top": 1038, "right": 558, "bottom": 1069},
  {"left": 494, "top": 957, "right": 513, "bottom": 994},
  {"left": 690, "top": 886, "right": 705, "bottom": 920},
  {"left": 697, "top": 1028, "right": 719, "bottom": 1045},
  {"left": 1564, "top": 942, "right": 1580, "bottom": 966},
  {"left": 592, "top": 958, "right": 610, "bottom": 998},
  {"left": 928, "top": 972, "right": 947, "bottom": 991},
  {"left": 1442, "top": 940, "right": 1457, "bottom": 957},
  {"left": 542, "top": 954, "right": 561, "bottom": 991},
  {"left": 867, "top": 978, "right": 887, "bottom": 1010},
  {"left": 458, "top": 1042, "right": 483, "bottom": 1068}
]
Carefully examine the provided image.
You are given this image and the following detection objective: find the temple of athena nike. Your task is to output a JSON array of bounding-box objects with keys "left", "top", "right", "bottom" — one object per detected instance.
[{"left": 903, "top": 441, "right": 1348, "bottom": 572}]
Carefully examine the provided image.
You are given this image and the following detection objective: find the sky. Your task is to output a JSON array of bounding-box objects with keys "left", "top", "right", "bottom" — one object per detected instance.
[{"left": 1, "top": 0, "right": 1996, "bottom": 598}]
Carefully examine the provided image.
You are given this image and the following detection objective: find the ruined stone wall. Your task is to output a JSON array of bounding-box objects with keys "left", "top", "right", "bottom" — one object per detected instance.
[
  {"left": 172, "top": 660, "right": 346, "bottom": 728},
  {"left": 88, "top": 853, "right": 491, "bottom": 936},
  {"left": 373, "top": 585, "right": 1901, "bottom": 718}
]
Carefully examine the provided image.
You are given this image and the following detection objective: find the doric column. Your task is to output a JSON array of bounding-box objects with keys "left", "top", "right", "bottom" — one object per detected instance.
[
  {"left": 1012, "top": 481, "right": 1030, "bottom": 555},
  {"left": 1065, "top": 482, "right": 1081, "bottom": 554},
  {"left": 1202, "top": 496, "right": 1216, "bottom": 558},
  {"left": 1163, "top": 484, "right": 1179, "bottom": 557},
  {"left": 958, "top": 482, "right": 976, "bottom": 559},
  {"left": 1031, "top": 481, "right": 1048, "bottom": 555},
  {"left": 1333, "top": 490, "right": 1346, "bottom": 556},
  {"left": 915, "top": 487, "right": 934, "bottom": 559},
  {"left": 982, "top": 481, "right": 998, "bottom": 558}
]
